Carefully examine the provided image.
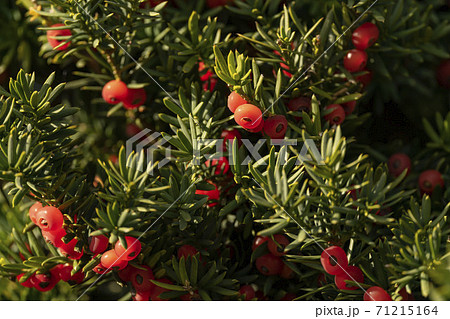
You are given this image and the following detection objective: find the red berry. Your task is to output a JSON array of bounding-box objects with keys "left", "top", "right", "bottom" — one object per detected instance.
[
  {"left": 59, "top": 238, "right": 83, "bottom": 260},
  {"left": 102, "top": 80, "right": 129, "bottom": 104},
  {"left": 93, "top": 264, "right": 110, "bottom": 274},
  {"left": 287, "top": 97, "right": 312, "bottom": 113},
  {"left": 195, "top": 181, "right": 220, "bottom": 207},
  {"left": 419, "top": 170, "right": 444, "bottom": 195},
  {"left": 33, "top": 269, "right": 60, "bottom": 292},
  {"left": 46, "top": 24, "right": 72, "bottom": 51},
  {"left": 126, "top": 123, "right": 141, "bottom": 137},
  {"left": 198, "top": 62, "right": 213, "bottom": 81},
  {"left": 69, "top": 271, "right": 84, "bottom": 284},
  {"left": 221, "top": 129, "right": 242, "bottom": 151},
  {"left": 109, "top": 154, "right": 118, "bottom": 164},
  {"left": 399, "top": 288, "right": 414, "bottom": 301},
  {"left": 320, "top": 246, "right": 348, "bottom": 275},
  {"left": 89, "top": 234, "right": 109, "bottom": 255},
  {"left": 133, "top": 290, "right": 151, "bottom": 301},
  {"left": 352, "top": 22, "right": 379, "bottom": 50},
  {"left": 123, "top": 88, "right": 147, "bottom": 109},
  {"left": 364, "top": 286, "right": 392, "bottom": 301},
  {"left": 101, "top": 249, "right": 128, "bottom": 271},
  {"left": 34, "top": 273, "right": 51, "bottom": 284},
  {"left": 273, "top": 50, "right": 292, "bottom": 78},
  {"left": 200, "top": 68, "right": 214, "bottom": 82},
  {"left": 118, "top": 265, "right": 135, "bottom": 282},
  {"left": 245, "top": 118, "right": 265, "bottom": 133},
  {"left": 334, "top": 265, "right": 364, "bottom": 290},
  {"left": 42, "top": 228, "right": 66, "bottom": 248},
  {"left": 344, "top": 49, "right": 368, "bottom": 73},
  {"left": 239, "top": 285, "right": 255, "bottom": 301},
  {"left": 267, "top": 234, "right": 290, "bottom": 256},
  {"left": 263, "top": 115, "right": 288, "bottom": 139},
  {"left": 150, "top": 278, "right": 172, "bottom": 301},
  {"left": 255, "top": 254, "right": 283, "bottom": 276},
  {"left": 355, "top": 69, "right": 373, "bottom": 87},
  {"left": 234, "top": 104, "right": 263, "bottom": 130},
  {"left": 342, "top": 100, "right": 356, "bottom": 116},
  {"left": 203, "top": 77, "right": 217, "bottom": 92},
  {"left": 252, "top": 236, "right": 269, "bottom": 251},
  {"left": 436, "top": 59, "right": 450, "bottom": 89},
  {"left": 35, "top": 206, "right": 64, "bottom": 232},
  {"left": 177, "top": 245, "right": 199, "bottom": 259},
  {"left": 29, "top": 202, "right": 42, "bottom": 224},
  {"left": 388, "top": 153, "right": 411, "bottom": 177},
  {"left": 180, "top": 291, "right": 200, "bottom": 301},
  {"left": 114, "top": 236, "right": 142, "bottom": 261},
  {"left": 324, "top": 104, "right": 346, "bottom": 125},
  {"left": 205, "top": 156, "right": 230, "bottom": 175},
  {"left": 54, "top": 264, "right": 73, "bottom": 282},
  {"left": 280, "top": 263, "right": 295, "bottom": 279},
  {"left": 228, "top": 92, "right": 248, "bottom": 113},
  {"left": 129, "top": 265, "right": 155, "bottom": 292},
  {"left": 17, "top": 273, "right": 34, "bottom": 288},
  {"left": 279, "top": 62, "right": 292, "bottom": 78}
]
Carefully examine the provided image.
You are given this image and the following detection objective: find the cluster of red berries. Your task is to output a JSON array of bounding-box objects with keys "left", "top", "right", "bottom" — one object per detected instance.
[
  {"left": 27, "top": 201, "right": 169, "bottom": 298},
  {"left": 252, "top": 235, "right": 294, "bottom": 278},
  {"left": 228, "top": 92, "right": 288, "bottom": 139},
  {"left": 119, "top": 263, "right": 172, "bottom": 301},
  {"left": 320, "top": 246, "right": 364, "bottom": 290},
  {"left": 320, "top": 246, "right": 394, "bottom": 301},
  {"left": 29, "top": 202, "right": 83, "bottom": 259},
  {"left": 46, "top": 24, "right": 72, "bottom": 51},
  {"left": 123, "top": 244, "right": 201, "bottom": 301},
  {"left": 92, "top": 235, "right": 173, "bottom": 301},
  {"left": 17, "top": 263, "right": 84, "bottom": 292},
  {"left": 343, "top": 22, "right": 378, "bottom": 87},
  {"left": 387, "top": 153, "right": 445, "bottom": 195},
  {"left": 344, "top": 22, "right": 379, "bottom": 74},
  {"left": 287, "top": 95, "right": 356, "bottom": 127},
  {"left": 199, "top": 62, "right": 217, "bottom": 92},
  {"left": 319, "top": 22, "right": 380, "bottom": 126},
  {"left": 92, "top": 236, "right": 142, "bottom": 276},
  {"left": 102, "top": 80, "right": 147, "bottom": 109}
]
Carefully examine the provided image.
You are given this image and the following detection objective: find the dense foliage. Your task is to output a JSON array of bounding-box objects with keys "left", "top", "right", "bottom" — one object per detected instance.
[{"left": 0, "top": 0, "right": 448, "bottom": 301}]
